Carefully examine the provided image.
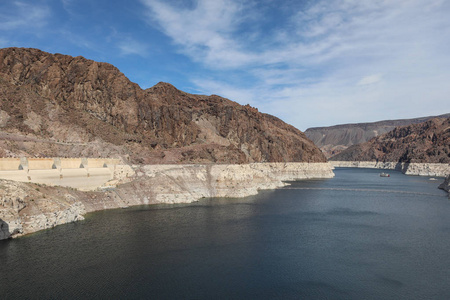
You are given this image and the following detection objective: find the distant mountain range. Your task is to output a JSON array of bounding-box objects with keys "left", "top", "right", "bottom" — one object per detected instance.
[
  {"left": 330, "top": 117, "right": 450, "bottom": 163},
  {"left": 0, "top": 47, "right": 325, "bottom": 163},
  {"left": 305, "top": 114, "right": 450, "bottom": 158}
]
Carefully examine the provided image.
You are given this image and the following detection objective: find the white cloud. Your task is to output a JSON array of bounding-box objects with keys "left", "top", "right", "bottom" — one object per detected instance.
[
  {"left": 0, "top": 2, "right": 50, "bottom": 31},
  {"left": 141, "top": 0, "right": 256, "bottom": 68},
  {"left": 358, "top": 74, "right": 382, "bottom": 86},
  {"left": 141, "top": 0, "right": 450, "bottom": 129},
  {"left": 117, "top": 39, "right": 149, "bottom": 57}
]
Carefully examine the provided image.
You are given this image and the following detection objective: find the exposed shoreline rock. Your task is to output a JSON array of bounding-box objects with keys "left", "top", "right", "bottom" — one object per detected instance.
[
  {"left": 331, "top": 161, "right": 450, "bottom": 198},
  {"left": 330, "top": 161, "right": 450, "bottom": 177},
  {"left": 0, "top": 162, "right": 334, "bottom": 240},
  {"left": 439, "top": 175, "right": 450, "bottom": 198}
]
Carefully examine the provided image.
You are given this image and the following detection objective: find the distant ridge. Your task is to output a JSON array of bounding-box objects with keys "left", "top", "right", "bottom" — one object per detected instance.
[
  {"left": 330, "top": 117, "right": 450, "bottom": 163},
  {"left": 305, "top": 114, "right": 450, "bottom": 158}
]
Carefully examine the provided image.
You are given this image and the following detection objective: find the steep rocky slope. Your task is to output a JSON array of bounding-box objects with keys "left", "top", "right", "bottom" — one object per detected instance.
[
  {"left": 0, "top": 47, "right": 325, "bottom": 163},
  {"left": 305, "top": 114, "right": 450, "bottom": 157},
  {"left": 330, "top": 117, "right": 450, "bottom": 163}
]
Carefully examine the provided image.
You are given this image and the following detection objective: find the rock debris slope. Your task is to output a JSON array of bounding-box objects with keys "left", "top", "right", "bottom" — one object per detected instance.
[{"left": 0, "top": 47, "right": 325, "bottom": 164}]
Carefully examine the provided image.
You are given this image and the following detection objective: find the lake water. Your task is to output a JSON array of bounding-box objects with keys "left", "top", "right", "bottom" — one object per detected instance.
[{"left": 1, "top": 168, "right": 449, "bottom": 299}]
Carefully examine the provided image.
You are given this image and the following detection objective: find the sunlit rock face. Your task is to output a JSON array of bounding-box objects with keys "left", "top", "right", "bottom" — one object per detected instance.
[{"left": 0, "top": 47, "right": 325, "bottom": 164}]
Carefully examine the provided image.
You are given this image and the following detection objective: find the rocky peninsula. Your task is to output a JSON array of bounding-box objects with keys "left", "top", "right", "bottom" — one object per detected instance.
[{"left": 0, "top": 162, "right": 334, "bottom": 240}]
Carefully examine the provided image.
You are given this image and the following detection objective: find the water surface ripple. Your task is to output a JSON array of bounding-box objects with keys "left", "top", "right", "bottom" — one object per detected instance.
[{"left": 1, "top": 168, "right": 449, "bottom": 299}]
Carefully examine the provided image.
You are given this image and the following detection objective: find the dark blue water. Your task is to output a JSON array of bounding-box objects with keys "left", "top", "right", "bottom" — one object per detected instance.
[{"left": 1, "top": 168, "right": 449, "bottom": 299}]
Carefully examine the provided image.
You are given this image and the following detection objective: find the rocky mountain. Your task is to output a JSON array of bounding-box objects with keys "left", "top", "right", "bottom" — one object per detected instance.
[
  {"left": 305, "top": 114, "right": 450, "bottom": 158},
  {"left": 0, "top": 47, "right": 326, "bottom": 164},
  {"left": 330, "top": 117, "right": 450, "bottom": 163}
]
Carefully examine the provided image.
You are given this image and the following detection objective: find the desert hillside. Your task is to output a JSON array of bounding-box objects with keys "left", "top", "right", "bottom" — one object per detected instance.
[
  {"left": 330, "top": 117, "right": 450, "bottom": 163},
  {"left": 305, "top": 114, "right": 450, "bottom": 157},
  {"left": 0, "top": 47, "right": 325, "bottom": 164}
]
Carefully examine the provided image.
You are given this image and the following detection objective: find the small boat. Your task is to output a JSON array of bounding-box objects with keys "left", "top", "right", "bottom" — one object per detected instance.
[
  {"left": 380, "top": 172, "right": 390, "bottom": 177},
  {"left": 429, "top": 178, "right": 438, "bottom": 181}
]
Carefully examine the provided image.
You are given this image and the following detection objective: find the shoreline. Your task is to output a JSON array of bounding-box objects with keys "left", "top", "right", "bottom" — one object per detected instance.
[
  {"left": 330, "top": 161, "right": 450, "bottom": 199},
  {"left": 0, "top": 162, "right": 334, "bottom": 240},
  {"left": 330, "top": 161, "right": 450, "bottom": 177}
]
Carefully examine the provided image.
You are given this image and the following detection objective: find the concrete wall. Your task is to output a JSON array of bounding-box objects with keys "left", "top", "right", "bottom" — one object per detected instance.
[
  {"left": 0, "top": 157, "right": 121, "bottom": 171},
  {"left": 60, "top": 158, "right": 83, "bottom": 169},
  {"left": 28, "top": 158, "right": 54, "bottom": 170},
  {"left": 0, "top": 168, "right": 113, "bottom": 190},
  {"left": 87, "top": 158, "right": 121, "bottom": 168},
  {"left": 0, "top": 157, "right": 121, "bottom": 190},
  {"left": 0, "top": 158, "right": 21, "bottom": 170}
]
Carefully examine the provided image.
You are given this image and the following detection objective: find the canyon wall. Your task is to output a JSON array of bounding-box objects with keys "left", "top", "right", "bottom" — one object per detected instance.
[
  {"left": 330, "top": 117, "right": 450, "bottom": 163},
  {"left": 305, "top": 114, "right": 450, "bottom": 158},
  {"left": 0, "top": 162, "right": 334, "bottom": 240},
  {"left": 0, "top": 48, "right": 326, "bottom": 164}
]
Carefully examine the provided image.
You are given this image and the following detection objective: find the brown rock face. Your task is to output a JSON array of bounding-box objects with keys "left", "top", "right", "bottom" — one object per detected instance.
[
  {"left": 330, "top": 117, "right": 450, "bottom": 163},
  {"left": 305, "top": 114, "right": 450, "bottom": 158},
  {"left": 0, "top": 47, "right": 326, "bottom": 163}
]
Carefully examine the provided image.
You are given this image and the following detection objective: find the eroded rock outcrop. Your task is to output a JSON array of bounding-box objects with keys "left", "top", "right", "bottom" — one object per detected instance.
[
  {"left": 0, "top": 179, "right": 86, "bottom": 239},
  {"left": 0, "top": 47, "right": 325, "bottom": 164}
]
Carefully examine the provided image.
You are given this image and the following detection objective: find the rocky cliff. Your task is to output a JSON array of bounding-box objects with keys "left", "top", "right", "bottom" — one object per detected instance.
[
  {"left": 330, "top": 117, "right": 450, "bottom": 164},
  {"left": 0, "top": 47, "right": 325, "bottom": 164},
  {"left": 305, "top": 114, "right": 450, "bottom": 158}
]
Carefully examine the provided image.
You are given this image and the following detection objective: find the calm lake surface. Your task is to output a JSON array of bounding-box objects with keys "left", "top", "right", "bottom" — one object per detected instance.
[{"left": 1, "top": 168, "right": 449, "bottom": 299}]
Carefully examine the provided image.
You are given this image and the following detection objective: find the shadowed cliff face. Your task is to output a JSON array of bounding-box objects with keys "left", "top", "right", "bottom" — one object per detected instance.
[
  {"left": 0, "top": 47, "right": 326, "bottom": 163},
  {"left": 330, "top": 117, "right": 450, "bottom": 163}
]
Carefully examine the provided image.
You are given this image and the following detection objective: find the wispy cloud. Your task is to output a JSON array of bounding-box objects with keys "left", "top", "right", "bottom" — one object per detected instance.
[
  {"left": 117, "top": 38, "right": 149, "bottom": 57},
  {"left": 141, "top": 0, "right": 450, "bottom": 128},
  {"left": 141, "top": 0, "right": 256, "bottom": 68},
  {"left": 358, "top": 74, "right": 383, "bottom": 86},
  {"left": 0, "top": 1, "right": 50, "bottom": 31}
]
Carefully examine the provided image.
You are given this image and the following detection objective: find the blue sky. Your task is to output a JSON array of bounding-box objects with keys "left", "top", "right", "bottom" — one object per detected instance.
[{"left": 1, "top": 0, "right": 449, "bottom": 130}]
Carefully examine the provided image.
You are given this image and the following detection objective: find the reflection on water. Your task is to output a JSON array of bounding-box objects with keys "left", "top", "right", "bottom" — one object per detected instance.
[{"left": 1, "top": 168, "right": 449, "bottom": 299}]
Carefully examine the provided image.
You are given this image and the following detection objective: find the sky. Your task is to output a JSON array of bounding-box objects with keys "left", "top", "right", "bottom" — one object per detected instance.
[{"left": 1, "top": 0, "right": 449, "bottom": 130}]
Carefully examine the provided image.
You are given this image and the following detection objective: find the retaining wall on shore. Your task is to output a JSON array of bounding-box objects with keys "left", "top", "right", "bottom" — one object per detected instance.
[
  {"left": 0, "top": 157, "right": 121, "bottom": 190},
  {"left": 0, "top": 158, "right": 22, "bottom": 171},
  {"left": 0, "top": 157, "right": 121, "bottom": 171},
  {"left": 330, "top": 161, "right": 450, "bottom": 177}
]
